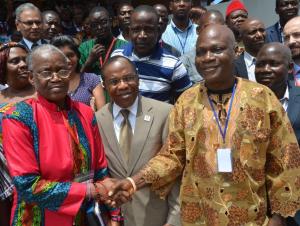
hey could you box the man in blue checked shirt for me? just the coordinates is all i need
[162,0,198,55]
[111,5,192,104]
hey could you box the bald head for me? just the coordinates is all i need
[256,42,292,95]
[240,18,265,35]
[42,10,60,20]
[197,24,235,49]
[89,6,109,18]
[131,5,159,23]
[102,56,137,80]
[258,42,292,63]
[284,15,300,29]
[196,24,236,90]
[153,4,167,11]
[198,10,224,32]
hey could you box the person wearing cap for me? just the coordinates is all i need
[225,0,248,56]
[266,0,299,43]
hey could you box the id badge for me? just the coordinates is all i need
[217,148,233,173]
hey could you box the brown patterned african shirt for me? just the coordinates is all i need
[142,78,300,226]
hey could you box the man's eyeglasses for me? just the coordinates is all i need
[35,70,70,80]
[106,75,137,86]
[18,20,42,27]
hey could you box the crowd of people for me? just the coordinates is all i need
[1,0,300,225]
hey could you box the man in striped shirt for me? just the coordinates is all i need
[111,5,192,103]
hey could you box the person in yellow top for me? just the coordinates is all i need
[107,24,300,226]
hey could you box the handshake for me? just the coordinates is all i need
[87,177,137,207]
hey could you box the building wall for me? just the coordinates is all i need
[130,0,279,27]
[207,0,278,27]
[119,0,300,28]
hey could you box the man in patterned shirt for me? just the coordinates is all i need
[108,24,300,225]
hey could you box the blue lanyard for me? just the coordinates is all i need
[174,27,189,54]
[208,83,237,144]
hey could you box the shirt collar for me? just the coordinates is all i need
[23,38,41,49]
[277,21,282,31]
[123,42,162,60]
[279,86,290,103]
[112,96,139,120]
[280,86,289,101]
[170,19,193,32]
[244,51,256,67]
[117,32,126,41]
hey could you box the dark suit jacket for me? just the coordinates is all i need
[287,76,300,144]
[19,38,47,51]
[266,22,282,43]
[234,53,249,79]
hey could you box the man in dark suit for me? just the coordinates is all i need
[266,0,299,43]
[96,56,181,226]
[255,43,300,140]
[284,15,300,226]
[15,3,46,51]
[234,18,266,81]
[256,42,300,226]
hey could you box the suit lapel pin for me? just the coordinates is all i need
[144,115,151,122]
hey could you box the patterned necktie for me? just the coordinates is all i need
[31,42,38,50]
[119,109,132,162]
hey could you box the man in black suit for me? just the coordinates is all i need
[256,42,300,144]
[234,18,266,81]
[256,42,300,226]
[266,0,299,43]
[15,3,47,51]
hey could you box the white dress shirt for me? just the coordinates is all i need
[244,51,256,82]
[280,87,289,112]
[117,32,126,41]
[23,38,42,50]
[112,97,138,142]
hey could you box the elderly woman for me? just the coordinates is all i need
[51,35,105,111]
[0,42,35,226]
[2,45,122,226]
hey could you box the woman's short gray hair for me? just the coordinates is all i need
[27,44,68,71]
